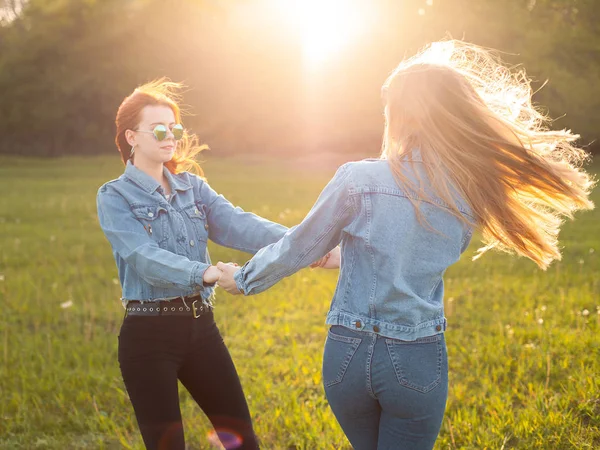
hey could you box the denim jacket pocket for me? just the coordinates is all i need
[323,328,362,388]
[131,205,168,245]
[183,203,209,242]
[385,334,443,393]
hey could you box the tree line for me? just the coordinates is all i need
[0,0,598,157]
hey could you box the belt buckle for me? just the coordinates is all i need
[192,299,204,319]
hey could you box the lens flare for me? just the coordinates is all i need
[207,429,243,449]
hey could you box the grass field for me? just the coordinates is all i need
[0,155,598,449]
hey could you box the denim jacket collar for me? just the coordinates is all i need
[397,148,423,162]
[124,160,192,194]
[379,148,423,165]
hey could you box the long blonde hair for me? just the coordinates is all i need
[381,40,595,269]
[115,78,207,175]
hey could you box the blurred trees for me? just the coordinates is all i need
[0,0,598,157]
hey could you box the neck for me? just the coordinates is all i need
[133,157,164,185]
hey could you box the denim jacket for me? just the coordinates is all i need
[97,160,287,306]
[235,156,474,340]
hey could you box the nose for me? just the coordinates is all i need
[164,128,176,141]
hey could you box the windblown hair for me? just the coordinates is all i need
[381,40,595,269]
[115,78,207,175]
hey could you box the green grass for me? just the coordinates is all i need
[0,155,598,449]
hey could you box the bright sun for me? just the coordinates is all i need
[277,0,365,67]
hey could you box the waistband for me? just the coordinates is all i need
[126,295,213,318]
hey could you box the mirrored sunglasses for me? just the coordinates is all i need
[134,124,184,141]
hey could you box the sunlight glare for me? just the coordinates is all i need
[278,0,365,67]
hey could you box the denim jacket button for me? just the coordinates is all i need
[355,320,362,328]
[373,325,380,333]
[147,212,154,218]
[204,223,209,230]
[190,240,195,247]
[435,325,442,332]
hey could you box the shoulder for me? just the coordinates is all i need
[175,170,208,189]
[329,159,389,185]
[340,158,392,183]
[97,175,126,198]
[173,171,218,205]
[343,158,386,171]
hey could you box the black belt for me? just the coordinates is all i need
[125,295,212,318]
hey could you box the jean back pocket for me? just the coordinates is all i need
[385,334,444,393]
[323,327,362,388]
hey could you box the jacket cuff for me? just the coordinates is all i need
[191,262,211,291]
[233,267,247,295]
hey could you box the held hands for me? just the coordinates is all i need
[202,263,240,293]
[204,248,341,296]
[215,261,242,295]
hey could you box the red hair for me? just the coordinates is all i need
[115,78,206,174]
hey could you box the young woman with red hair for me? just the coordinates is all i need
[97,79,287,449]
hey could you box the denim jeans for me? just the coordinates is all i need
[118,311,259,450]
[323,325,448,450]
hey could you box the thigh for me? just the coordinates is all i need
[118,316,187,450]
[178,314,259,450]
[323,326,381,450]
[375,334,448,450]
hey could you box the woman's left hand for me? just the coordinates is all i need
[203,265,223,285]
[310,246,341,269]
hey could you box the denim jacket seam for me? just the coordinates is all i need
[340,244,354,309]
[329,312,445,330]
[358,187,473,219]
[98,189,124,202]
[461,228,473,250]
[427,276,443,303]
[363,193,377,315]
[122,174,156,194]
[338,169,358,311]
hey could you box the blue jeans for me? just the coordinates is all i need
[323,325,448,450]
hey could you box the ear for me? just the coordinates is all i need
[125,129,136,147]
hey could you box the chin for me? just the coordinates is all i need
[158,152,175,163]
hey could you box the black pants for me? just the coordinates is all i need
[118,310,259,450]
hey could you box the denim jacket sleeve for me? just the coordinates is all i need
[234,163,355,295]
[194,177,288,254]
[97,188,209,291]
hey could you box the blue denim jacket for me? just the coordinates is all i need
[235,156,474,340]
[97,161,287,306]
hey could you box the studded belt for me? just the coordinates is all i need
[125,295,212,318]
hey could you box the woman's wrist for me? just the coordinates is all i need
[202,265,222,285]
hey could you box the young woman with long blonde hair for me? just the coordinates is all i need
[217,40,595,449]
